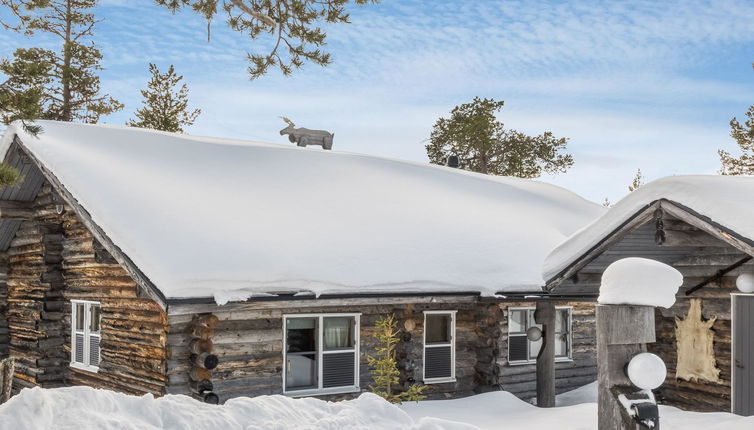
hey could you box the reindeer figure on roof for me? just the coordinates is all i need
[279,117,334,150]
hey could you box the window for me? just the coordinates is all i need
[71,300,101,372]
[283,314,360,396]
[423,311,456,383]
[507,307,571,364]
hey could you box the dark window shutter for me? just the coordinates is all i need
[322,352,355,388]
[424,346,452,379]
[75,333,85,363]
[89,336,100,366]
[509,335,528,362]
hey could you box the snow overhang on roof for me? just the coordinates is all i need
[1,121,603,304]
[543,175,754,287]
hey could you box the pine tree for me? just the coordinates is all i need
[367,314,426,404]
[155,0,377,80]
[426,97,573,178]
[628,168,643,192]
[602,197,611,208]
[127,64,201,133]
[719,66,754,175]
[0,0,123,123]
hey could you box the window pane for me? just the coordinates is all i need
[426,314,451,344]
[508,310,526,334]
[323,317,354,350]
[286,353,317,390]
[529,338,542,359]
[286,317,318,390]
[90,305,101,333]
[555,309,568,333]
[555,333,568,358]
[286,318,317,353]
[75,303,85,331]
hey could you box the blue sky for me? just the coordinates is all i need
[2,0,754,203]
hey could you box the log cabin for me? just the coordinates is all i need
[543,176,754,416]
[0,120,603,404]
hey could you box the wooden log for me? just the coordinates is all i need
[535,301,555,408]
[189,379,213,394]
[0,201,34,220]
[189,338,213,355]
[0,358,13,404]
[191,352,219,370]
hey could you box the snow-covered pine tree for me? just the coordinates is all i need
[628,168,643,192]
[367,314,426,404]
[127,64,201,133]
[0,0,123,123]
[719,67,754,175]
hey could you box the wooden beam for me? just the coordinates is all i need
[662,229,728,248]
[662,200,754,257]
[535,301,555,408]
[0,200,33,220]
[546,202,660,291]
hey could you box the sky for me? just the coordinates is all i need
[1,0,754,204]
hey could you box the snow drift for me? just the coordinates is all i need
[1,121,603,302]
[544,175,754,283]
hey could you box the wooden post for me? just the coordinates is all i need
[597,305,656,430]
[0,358,14,405]
[535,301,556,408]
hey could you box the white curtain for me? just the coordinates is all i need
[324,317,352,349]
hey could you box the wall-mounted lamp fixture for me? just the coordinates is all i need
[736,273,754,294]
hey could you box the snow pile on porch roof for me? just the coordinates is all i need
[2,121,603,302]
[544,175,754,283]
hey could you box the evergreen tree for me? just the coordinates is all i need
[426,97,573,178]
[127,64,200,133]
[628,168,643,192]
[719,66,754,175]
[155,0,376,80]
[0,0,123,123]
[602,197,611,208]
[367,315,426,404]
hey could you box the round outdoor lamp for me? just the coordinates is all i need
[526,326,542,342]
[626,353,666,390]
[736,273,754,294]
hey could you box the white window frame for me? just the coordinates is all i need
[70,300,101,373]
[282,313,361,397]
[422,310,457,384]
[507,306,572,366]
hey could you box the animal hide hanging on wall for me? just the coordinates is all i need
[675,298,723,384]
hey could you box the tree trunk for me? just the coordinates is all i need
[61,0,73,122]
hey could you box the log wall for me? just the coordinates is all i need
[497,301,597,400]
[0,255,7,359]
[166,298,598,403]
[648,249,753,412]
[5,182,168,395]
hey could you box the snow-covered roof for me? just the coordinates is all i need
[2,121,602,303]
[544,175,754,283]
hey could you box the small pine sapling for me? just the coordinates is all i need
[367,314,426,403]
[0,163,22,188]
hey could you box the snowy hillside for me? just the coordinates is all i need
[2,121,603,302]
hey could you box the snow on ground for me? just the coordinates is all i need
[2,121,603,302]
[598,258,683,308]
[2,385,753,430]
[544,175,754,283]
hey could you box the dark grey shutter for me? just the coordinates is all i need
[424,346,452,379]
[322,352,355,388]
[89,335,100,366]
[75,333,85,363]
[509,335,528,362]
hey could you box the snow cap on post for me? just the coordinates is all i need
[598,257,683,308]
